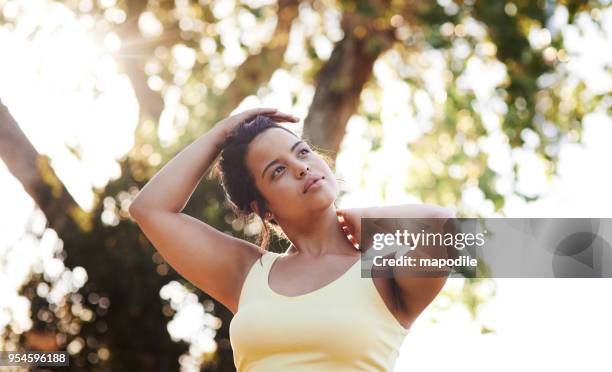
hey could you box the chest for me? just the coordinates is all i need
[267,260,406,328]
[229,293,398,363]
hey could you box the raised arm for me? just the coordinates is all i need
[128,108,298,314]
[337,204,455,325]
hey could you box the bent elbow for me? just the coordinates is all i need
[128,201,146,221]
[427,205,455,220]
[439,208,456,219]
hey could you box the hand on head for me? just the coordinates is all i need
[216,108,299,138]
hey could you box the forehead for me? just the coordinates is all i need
[245,128,300,169]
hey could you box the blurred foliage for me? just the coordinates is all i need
[0,0,609,370]
[397,0,608,211]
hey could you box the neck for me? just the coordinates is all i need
[276,206,355,258]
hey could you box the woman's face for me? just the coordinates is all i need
[245,128,338,222]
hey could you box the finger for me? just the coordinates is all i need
[266,114,295,120]
[267,114,300,122]
[267,110,297,117]
[278,112,299,118]
[238,108,277,120]
[346,233,359,246]
[241,108,277,119]
[268,117,300,124]
[254,107,278,113]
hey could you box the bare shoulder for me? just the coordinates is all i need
[235,242,267,278]
[225,240,267,312]
[129,207,269,314]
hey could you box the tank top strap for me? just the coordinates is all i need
[261,250,283,272]
[237,251,282,310]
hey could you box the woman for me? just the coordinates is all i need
[129,108,453,371]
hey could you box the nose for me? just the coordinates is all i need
[293,160,310,178]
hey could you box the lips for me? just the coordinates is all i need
[303,176,324,193]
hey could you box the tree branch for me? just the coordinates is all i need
[114,0,169,123]
[302,11,397,158]
[216,0,302,118]
[0,98,84,234]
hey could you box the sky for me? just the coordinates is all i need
[1,0,611,370]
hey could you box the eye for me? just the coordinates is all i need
[299,148,310,156]
[272,165,285,178]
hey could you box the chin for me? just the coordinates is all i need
[307,191,337,210]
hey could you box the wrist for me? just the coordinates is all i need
[359,207,376,219]
[209,123,230,148]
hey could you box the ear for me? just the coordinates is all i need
[250,200,260,216]
[250,200,267,216]
[251,200,274,220]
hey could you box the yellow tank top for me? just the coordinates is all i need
[229,251,409,371]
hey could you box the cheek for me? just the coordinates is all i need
[260,178,297,203]
[252,178,275,204]
[327,176,340,197]
[316,161,337,186]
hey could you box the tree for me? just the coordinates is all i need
[0,0,607,370]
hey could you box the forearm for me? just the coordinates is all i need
[130,124,227,216]
[362,203,455,259]
[362,204,454,219]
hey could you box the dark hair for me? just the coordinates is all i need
[214,115,299,250]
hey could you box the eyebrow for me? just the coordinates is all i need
[261,140,305,179]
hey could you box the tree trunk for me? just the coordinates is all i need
[0,99,84,234]
[303,11,397,158]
